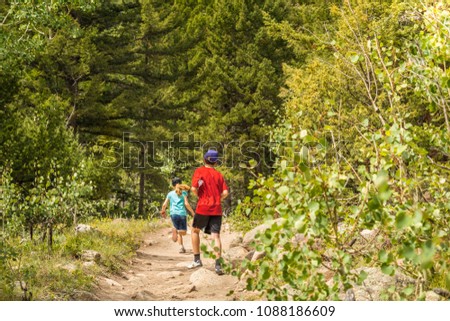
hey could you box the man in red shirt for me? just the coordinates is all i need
[188,150,229,275]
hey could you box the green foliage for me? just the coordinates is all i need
[232,0,450,300]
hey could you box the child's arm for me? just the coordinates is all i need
[160,198,169,218]
[190,186,198,197]
[184,196,195,217]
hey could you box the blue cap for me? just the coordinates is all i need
[204,150,219,163]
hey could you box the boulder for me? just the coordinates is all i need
[81,250,101,262]
[75,224,93,233]
[341,267,416,301]
[189,268,222,287]
[229,236,243,249]
[224,246,249,268]
[242,218,284,250]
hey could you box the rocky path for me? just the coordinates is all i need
[94,222,242,301]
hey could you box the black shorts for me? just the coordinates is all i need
[192,214,222,234]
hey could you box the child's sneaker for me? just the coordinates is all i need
[171,228,177,242]
[179,247,186,254]
[215,265,224,275]
[187,261,202,269]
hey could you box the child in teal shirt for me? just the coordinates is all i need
[161,177,195,253]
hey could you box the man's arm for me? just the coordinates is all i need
[220,175,229,201]
[191,168,202,198]
[220,189,229,201]
[160,198,169,218]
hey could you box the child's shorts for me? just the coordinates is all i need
[170,214,187,231]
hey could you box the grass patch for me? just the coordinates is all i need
[0,218,161,300]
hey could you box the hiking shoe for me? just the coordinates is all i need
[171,228,177,242]
[215,265,224,275]
[179,247,186,254]
[187,261,202,269]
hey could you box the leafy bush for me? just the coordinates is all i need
[233,1,450,300]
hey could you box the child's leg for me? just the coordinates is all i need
[177,230,187,246]
[178,230,186,253]
[171,227,178,242]
[178,216,187,248]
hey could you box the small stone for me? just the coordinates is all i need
[245,251,255,261]
[75,224,93,233]
[132,290,156,300]
[83,261,95,268]
[105,278,122,287]
[14,281,27,291]
[291,233,307,246]
[81,250,101,262]
[345,289,356,301]
[229,236,243,249]
[251,251,266,261]
[360,229,377,239]
[157,271,183,280]
[61,263,77,272]
[426,291,441,301]
[72,290,100,301]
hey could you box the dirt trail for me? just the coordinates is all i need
[94,222,241,301]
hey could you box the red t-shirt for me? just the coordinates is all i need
[191,166,228,215]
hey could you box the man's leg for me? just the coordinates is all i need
[210,216,224,275]
[191,227,200,255]
[211,232,222,259]
[188,213,206,268]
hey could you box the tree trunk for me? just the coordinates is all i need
[138,145,145,218]
[47,223,53,253]
[73,207,77,234]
